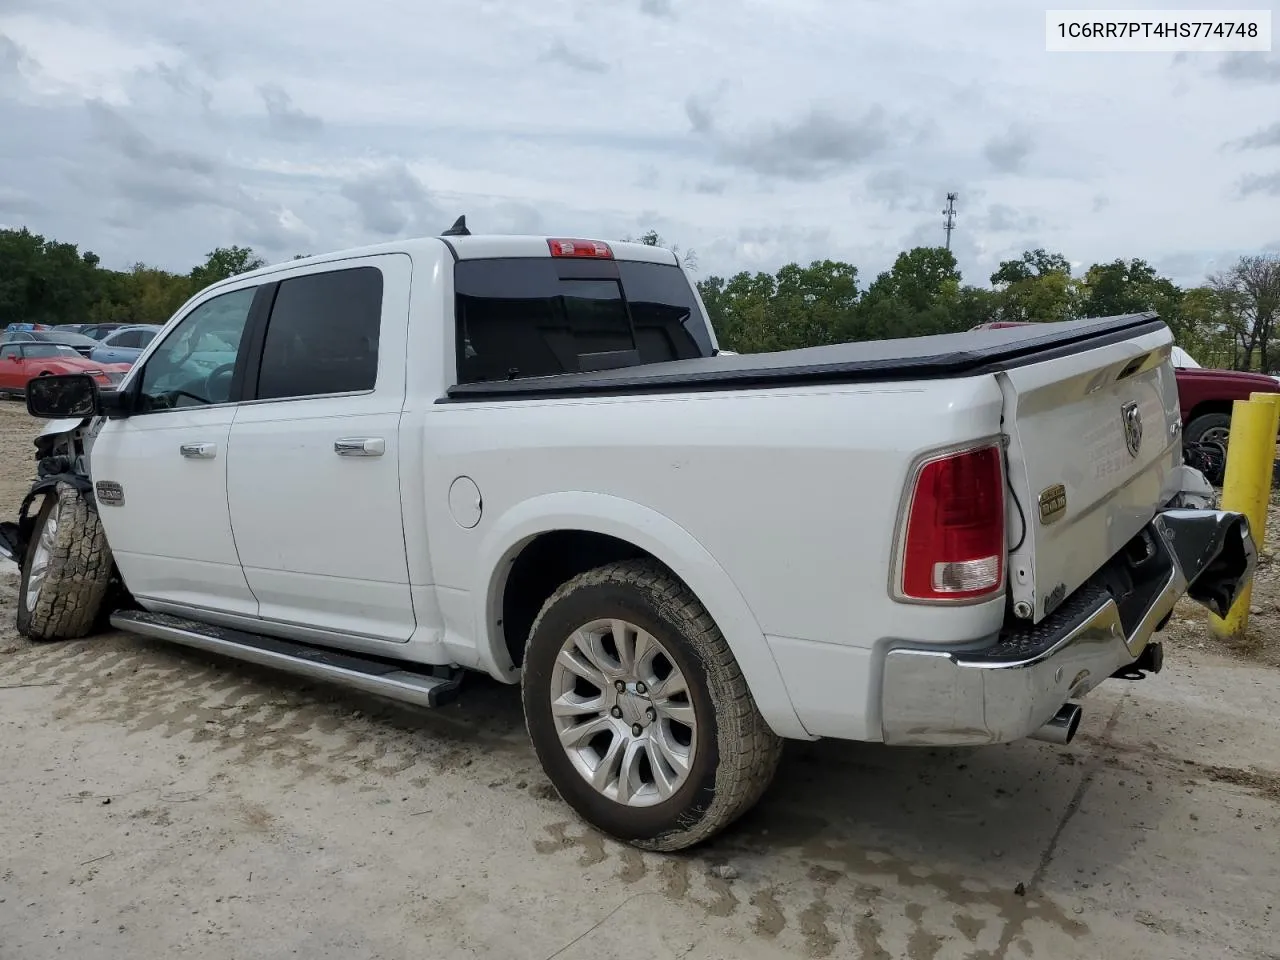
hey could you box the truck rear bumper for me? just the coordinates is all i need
[880,507,1256,747]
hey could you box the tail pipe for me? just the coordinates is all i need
[1029,703,1082,745]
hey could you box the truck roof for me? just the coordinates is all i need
[200,234,680,296]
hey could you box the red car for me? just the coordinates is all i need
[0,342,130,399]
[1167,346,1280,447]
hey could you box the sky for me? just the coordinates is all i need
[1,0,1279,290]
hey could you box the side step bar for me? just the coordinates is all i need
[110,610,463,708]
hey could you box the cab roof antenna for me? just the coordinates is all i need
[441,215,470,237]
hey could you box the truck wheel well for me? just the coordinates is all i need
[501,531,654,668]
[1186,400,1233,423]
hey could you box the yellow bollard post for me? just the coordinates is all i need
[1250,391,1280,439]
[1209,398,1279,639]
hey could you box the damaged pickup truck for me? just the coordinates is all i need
[0,231,1256,851]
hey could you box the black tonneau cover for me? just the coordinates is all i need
[444,312,1165,401]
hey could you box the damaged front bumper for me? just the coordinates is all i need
[879,506,1256,747]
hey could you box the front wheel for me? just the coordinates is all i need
[16,483,113,641]
[521,559,783,852]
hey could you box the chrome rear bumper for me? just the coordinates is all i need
[880,508,1255,747]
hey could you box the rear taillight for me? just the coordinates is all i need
[897,443,1005,602]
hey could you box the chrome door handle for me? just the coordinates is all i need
[180,442,217,459]
[334,437,385,457]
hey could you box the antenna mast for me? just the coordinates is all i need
[942,192,957,250]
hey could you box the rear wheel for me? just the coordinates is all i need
[16,483,113,641]
[1185,411,1232,448]
[521,559,783,852]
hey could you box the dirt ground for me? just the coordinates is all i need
[1,403,1278,960]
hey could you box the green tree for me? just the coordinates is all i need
[0,227,105,327]
[1209,254,1280,371]
[1077,258,1182,324]
[990,249,1072,285]
[697,260,860,353]
[990,248,1079,323]
[853,247,967,340]
[1178,286,1236,368]
[189,245,265,291]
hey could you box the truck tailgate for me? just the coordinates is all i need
[998,325,1182,622]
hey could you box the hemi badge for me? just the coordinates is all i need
[1038,483,1067,526]
[95,481,124,507]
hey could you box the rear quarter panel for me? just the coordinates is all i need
[418,378,1009,739]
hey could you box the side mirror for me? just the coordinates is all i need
[25,373,99,419]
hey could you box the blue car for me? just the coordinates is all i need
[88,324,164,365]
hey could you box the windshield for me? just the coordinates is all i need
[1171,346,1201,368]
[453,258,714,383]
[24,344,81,359]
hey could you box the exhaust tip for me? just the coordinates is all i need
[1029,703,1082,745]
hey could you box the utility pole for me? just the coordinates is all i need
[942,192,957,250]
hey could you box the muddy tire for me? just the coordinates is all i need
[521,559,783,852]
[16,483,113,641]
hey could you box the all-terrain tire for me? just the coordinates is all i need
[16,482,113,641]
[521,559,784,852]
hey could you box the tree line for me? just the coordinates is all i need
[3,224,1278,372]
[0,227,267,331]
[689,241,1280,371]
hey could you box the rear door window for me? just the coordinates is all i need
[255,266,383,401]
[110,330,144,348]
[454,258,713,383]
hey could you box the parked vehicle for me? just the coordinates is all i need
[0,329,104,358]
[89,324,163,365]
[1167,344,1280,447]
[1,235,1255,851]
[77,323,133,341]
[0,342,129,399]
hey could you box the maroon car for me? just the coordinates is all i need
[1168,347,1280,447]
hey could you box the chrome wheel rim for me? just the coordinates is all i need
[1200,426,1230,448]
[549,619,698,807]
[25,510,57,613]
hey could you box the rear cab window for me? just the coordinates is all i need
[454,258,714,383]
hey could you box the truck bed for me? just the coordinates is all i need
[445,312,1165,400]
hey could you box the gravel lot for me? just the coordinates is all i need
[1,402,1278,960]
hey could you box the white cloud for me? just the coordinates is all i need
[0,0,1277,288]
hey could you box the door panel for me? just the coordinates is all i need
[90,410,257,614]
[89,283,263,614]
[0,347,25,391]
[226,404,413,639]
[226,254,416,642]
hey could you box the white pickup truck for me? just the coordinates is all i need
[1,231,1256,851]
